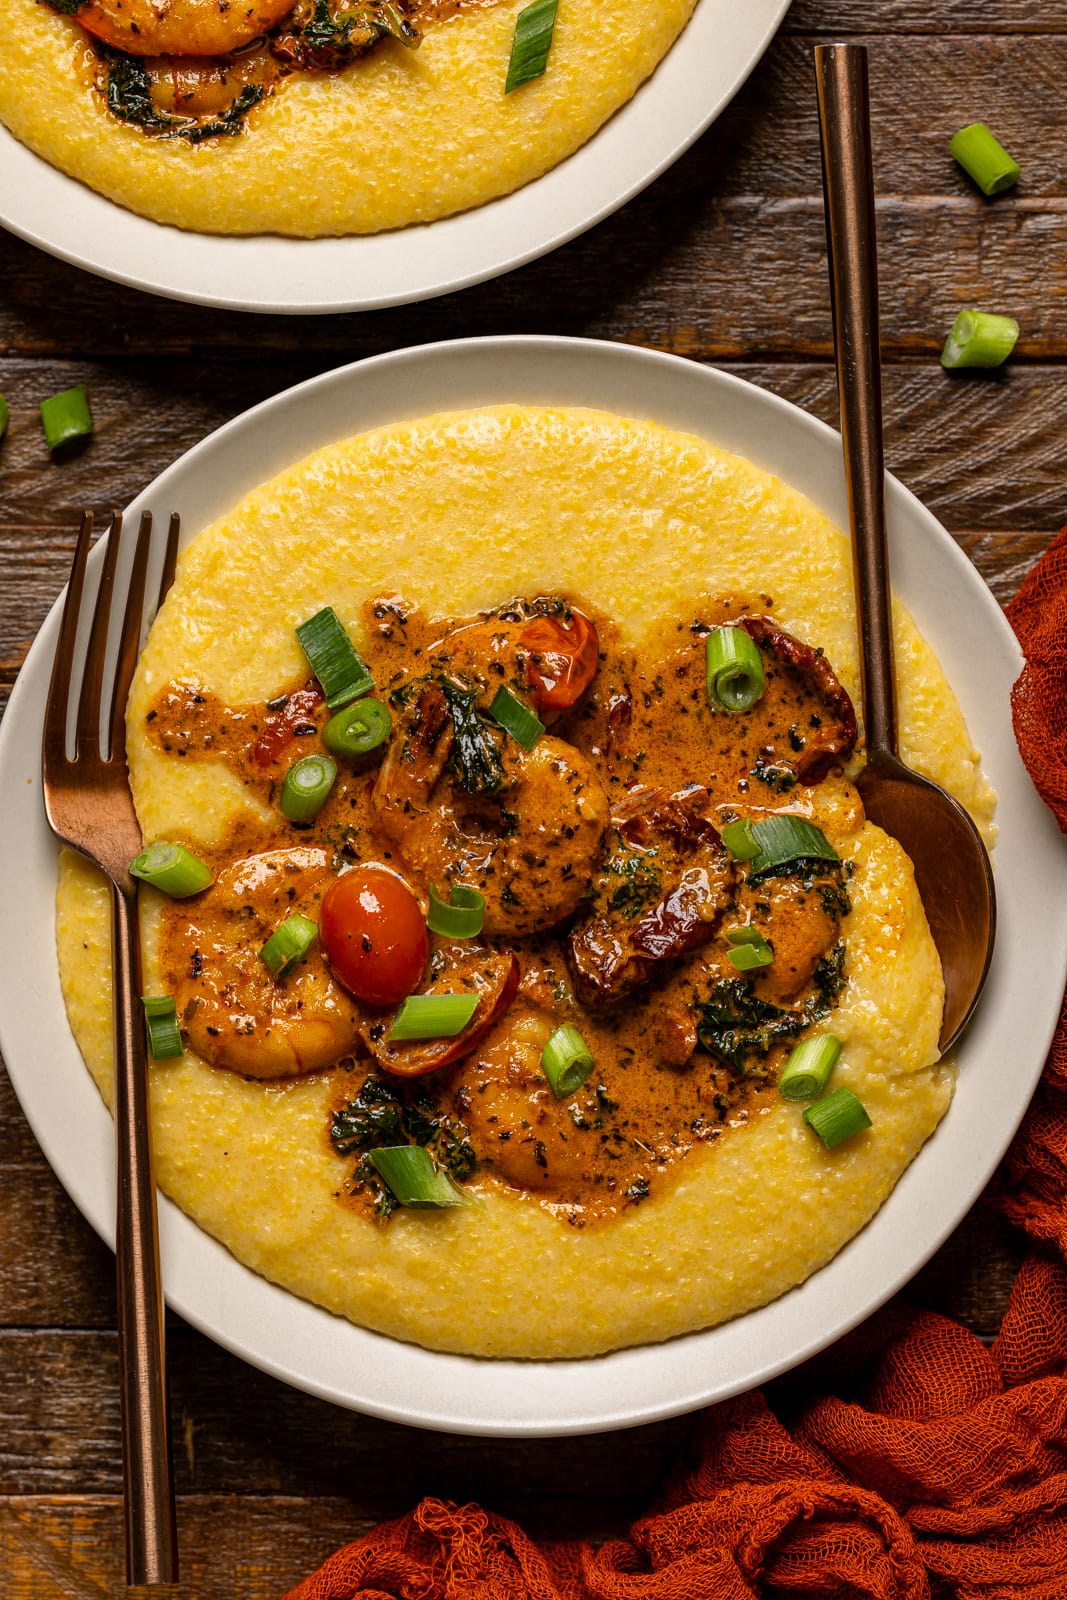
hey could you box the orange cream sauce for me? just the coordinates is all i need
[148,595,854,1227]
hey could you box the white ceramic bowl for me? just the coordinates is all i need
[0,0,789,313]
[2,336,1063,1435]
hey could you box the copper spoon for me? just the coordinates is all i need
[815,42,995,1051]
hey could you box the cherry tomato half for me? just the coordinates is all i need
[520,610,599,713]
[320,867,428,1006]
[362,952,520,1078]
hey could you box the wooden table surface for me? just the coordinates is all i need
[2,1,1063,1593]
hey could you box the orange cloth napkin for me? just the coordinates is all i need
[286,529,1067,1600]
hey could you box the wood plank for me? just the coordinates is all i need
[0,1328,694,1506]
[3,1493,658,1597]
[1,178,1065,363]
[1,357,1065,538]
[785,2,1067,32]
[0,1497,382,1600]
[0,1166,114,1329]
[0,1062,56,1165]
[715,34,1067,199]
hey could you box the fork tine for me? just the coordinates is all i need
[156,512,181,614]
[77,508,127,761]
[44,510,94,775]
[108,511,154,762]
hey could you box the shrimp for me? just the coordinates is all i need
[161,846,363,1080]
[373,680,609,939]
[138,45,281,119]
[72,0,296,58]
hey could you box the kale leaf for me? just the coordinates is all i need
[330,1075,476,1221]
[330,1076,404,1155]
[101,47,263,142]
[280,0,419,69]
[439,679,505,795]
[696,942,846,1074]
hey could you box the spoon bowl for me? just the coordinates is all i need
[816,42,997,1053]
[857,754,996,1049]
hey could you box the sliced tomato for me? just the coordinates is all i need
[520,610,599,712]
[320,866,428,1006]
[362,951,520,1078]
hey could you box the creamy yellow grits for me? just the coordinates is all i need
[55,406,995,1358]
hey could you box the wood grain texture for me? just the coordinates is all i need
[1,362,1064,537]
[0,1498,381,1600]
[784,2,1067,32]
[0,0,1060,1590]
[2,192,1065,362]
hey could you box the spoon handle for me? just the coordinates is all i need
[815,42,897,761]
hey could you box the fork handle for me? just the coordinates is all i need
[112,883,179,1585]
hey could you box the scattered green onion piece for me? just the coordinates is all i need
[745,815,839,878]
[706,626,766,713]
[504,0,558,93]
[940,310,1019,370]
[280,753,337,822]
[322,697,392,760]
[721,818,761,861]
[260,914,318,979]
[368,1146,477,1209]
[141,995,183,1060]
[40,385,93,451]
[0,394,9,440]
[541,1024,595,1098]
[489,685,545,751]
[778,1034,842,1102]
[725,926,774,972]
[427,884,485,939]
[949,122,1020,196]
[803,1086,871,1149]
[296,606,374,709]
[388,992,480,1042]
[130,840,213,898]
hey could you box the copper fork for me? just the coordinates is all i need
[43,508,181,1586]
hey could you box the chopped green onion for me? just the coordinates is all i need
[388,992,480,1042]
[130,840,213,898]
[368,1146,477,1209]
[280,753,337,822]
[803,1086,871,1149]
[322,697,392,760]
[950,122,1020,196]
[725,926,774,972]
[706,627,766,713]
[427,884,485,939]
[940,310,1019,370]
[721,818,761,861]
[490,685,544,751]
[141,995,183,1060]
[778,1034,842,1102]
[0,395,9,440]
[541,1024,594,1098]
[260,914,318,979]
[745,815,839,878]
[40,385,92,451]
[296,606,374,709]
[504,0,558,93]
